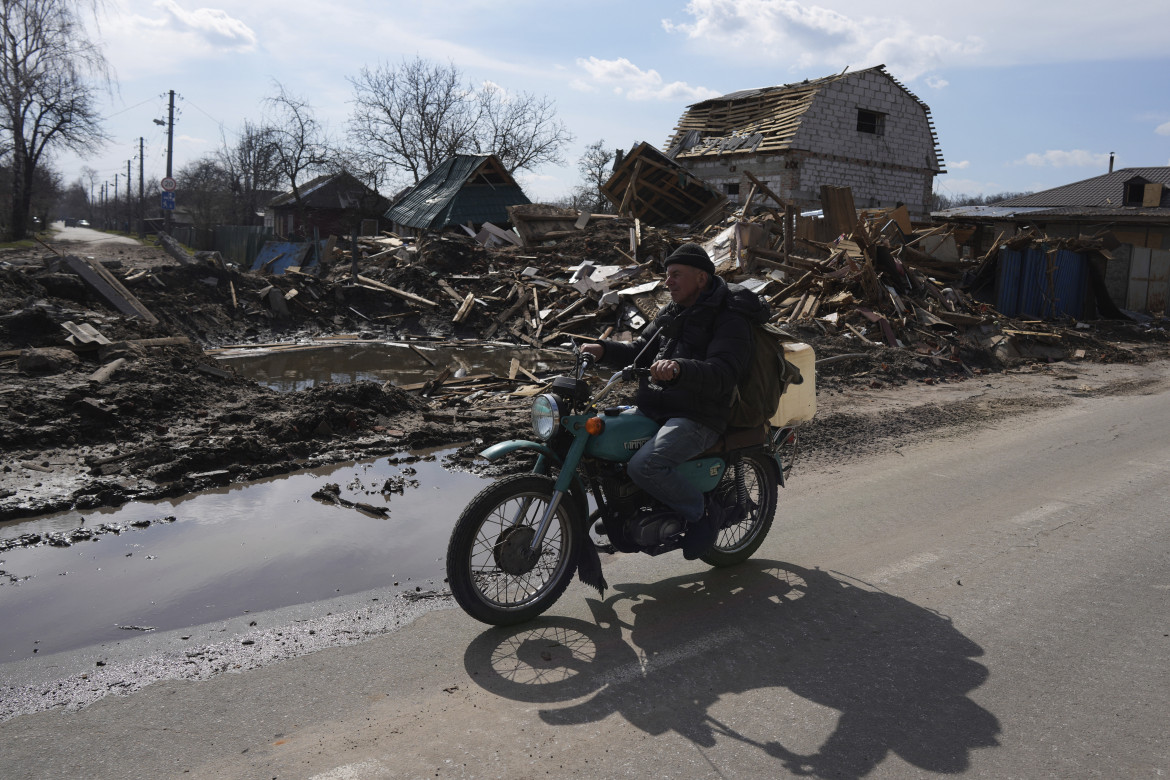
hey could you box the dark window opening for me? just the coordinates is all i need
[725,182,740,196]
[1124,178,1148,206]
[857,109,884,135]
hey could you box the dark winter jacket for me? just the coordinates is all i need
[599,276,770,433]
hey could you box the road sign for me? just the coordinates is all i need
[160,177,177,192]
[160,192,175,210]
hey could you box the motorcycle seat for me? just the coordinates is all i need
[701,425,768,456]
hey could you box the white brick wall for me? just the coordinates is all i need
[674,70,941,217]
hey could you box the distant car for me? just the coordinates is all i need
[77,219,90,227]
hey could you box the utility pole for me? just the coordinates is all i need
[138,138,145,237]
[165,89,175,234]
[126,160,132,232]
[113,173,119,231]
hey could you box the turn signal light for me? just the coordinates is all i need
[585,417,605,435]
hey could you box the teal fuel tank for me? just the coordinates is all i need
[573,410,726,492]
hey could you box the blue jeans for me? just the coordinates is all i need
[625,412,720,525]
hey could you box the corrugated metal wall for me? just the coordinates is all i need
[997,246,1087,319]
[214,225,274,267]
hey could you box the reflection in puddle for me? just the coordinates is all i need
[217,341,571,392]
[0,448,489,661]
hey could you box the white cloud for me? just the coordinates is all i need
[1017,149,1110,168]
[154,0,257,50]
[575,57,720,101]
[951,160,970,169]
[925,75,949,89]
[661,0,983,80]
[1156,120,1170,136]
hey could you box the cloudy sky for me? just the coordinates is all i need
[62,0,1170,207]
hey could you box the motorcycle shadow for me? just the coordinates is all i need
[463,560,999,778]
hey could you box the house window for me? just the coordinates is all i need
[857,109,885,135]
[1124,178,1148,206]
[725,182,740,196]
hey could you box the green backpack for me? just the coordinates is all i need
[728,320,804,428]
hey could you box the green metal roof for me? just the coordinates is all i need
[385,154,530,230]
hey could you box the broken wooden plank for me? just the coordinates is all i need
[88,358,127,385]
[62,256,159,324]
[452,292,476,323]
[157,231,199,266]
[484,289,532,338]
[355,275,438,307]
[437,279,466,306]
[409,344,437,367]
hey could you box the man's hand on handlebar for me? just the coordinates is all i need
[650,359,681,382]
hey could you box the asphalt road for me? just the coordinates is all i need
[49,221,141,246]
[1,376,1168,778]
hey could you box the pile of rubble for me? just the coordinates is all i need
[2,189,1169,521]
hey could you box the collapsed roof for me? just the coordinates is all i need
[664,64,944,173]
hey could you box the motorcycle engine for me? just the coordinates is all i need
[628,507,685,547]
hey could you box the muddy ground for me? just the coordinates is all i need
[2,234,1170,532]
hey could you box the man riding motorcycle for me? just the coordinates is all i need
[582,243,770,559]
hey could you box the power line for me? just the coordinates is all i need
[100,95,162,121]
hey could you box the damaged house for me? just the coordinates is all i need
[664,65,945,219]
[385,154,530,237]
[937,167,1170,316]
[265,170,389,240]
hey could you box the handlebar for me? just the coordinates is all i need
[585,364,648,408]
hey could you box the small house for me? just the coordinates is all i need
[266,170,388,239]
[664,65,945,219]
[385,154,529,236]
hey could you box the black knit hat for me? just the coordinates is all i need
[664,243,715,276]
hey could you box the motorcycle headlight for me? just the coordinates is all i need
[531,394,562,441]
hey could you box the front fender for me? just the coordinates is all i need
[478,439,588,520]
[479,439,562,472]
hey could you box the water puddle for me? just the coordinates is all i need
[216,341,569,391]
[0,447,490,662]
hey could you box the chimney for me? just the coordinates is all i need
[1109,152,1115,173]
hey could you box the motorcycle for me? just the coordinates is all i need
[445,349,800,626]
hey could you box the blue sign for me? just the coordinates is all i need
[160,192,175,210]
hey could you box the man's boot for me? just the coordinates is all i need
[682,502,721,560]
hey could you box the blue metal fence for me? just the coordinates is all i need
[997,246,1087,319]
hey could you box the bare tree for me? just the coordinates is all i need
[575,139,615,213]
[0,0,108,240]
[176,156,231,229]
[56,178,88,220]
[79,165,98,218]
[347,58,473,187]
[218,120,281,224]
[347,57,572,186]
[263,81,332,229]
[931,190,1033,211]
[472,83,572,173]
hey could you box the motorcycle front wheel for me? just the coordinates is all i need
[446,474,581,625]
[702,451,779,567]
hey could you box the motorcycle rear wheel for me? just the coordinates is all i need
[447,474,581,625]
[701,451,779,567]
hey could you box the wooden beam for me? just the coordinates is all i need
[354,275,438,307]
